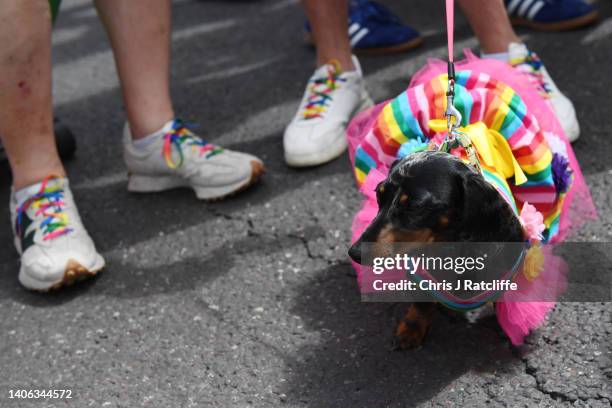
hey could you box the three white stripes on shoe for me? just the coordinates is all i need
[507,0,546,20]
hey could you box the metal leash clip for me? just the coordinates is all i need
[445,62,460,135]
[439,61,482,174]
[439,61,461,152]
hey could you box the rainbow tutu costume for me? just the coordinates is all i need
[347,52,596,345]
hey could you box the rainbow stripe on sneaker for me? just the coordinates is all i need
[162,119,224,169]
[16,176,73,249]
[301,61,347,120]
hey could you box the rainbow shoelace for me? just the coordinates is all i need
[510,51,552,98]
[16,176,73,242]
[301,60,347,120]
[162,119,224,169]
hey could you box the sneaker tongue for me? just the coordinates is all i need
[508,42,529,62]
[161,120,176,134]
[42,176,68,191]
[313,62,339,78]
[14,177,68,207]
[49,175,67,182]
[312,61,360,82]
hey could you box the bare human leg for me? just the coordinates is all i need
[94,0,175,140]
[0,0,64,190]
[302,0,355,70]
[458,0,521,53]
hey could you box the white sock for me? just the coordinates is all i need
[132,120,175,150]
[13,177,68,207]
[480,51,510,62]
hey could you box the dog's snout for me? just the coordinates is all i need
[348,243,362,264]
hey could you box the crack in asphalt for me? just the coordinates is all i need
[522,357,569,404]
[208,205,337,264]
[287,232,329,263]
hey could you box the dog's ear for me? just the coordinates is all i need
[389,159,401,174]
[458,171,524,242]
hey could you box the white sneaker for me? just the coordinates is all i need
[123,120,265,201]
[284,55,374,167]
[10,177,105,291]
[508,42,580,142]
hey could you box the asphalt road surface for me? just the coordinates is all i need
[0,0,611,407]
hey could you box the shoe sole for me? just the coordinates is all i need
[511,10,599,31]
[285,97,375,168]
[304,34,423,55]
[19,255,105,292]
[127,161,265,201]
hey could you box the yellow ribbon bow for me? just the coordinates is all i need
[429,120,527,186]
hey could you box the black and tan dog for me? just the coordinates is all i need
[348,151,525,349]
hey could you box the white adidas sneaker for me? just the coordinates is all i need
[123,120,265,201]
[284,55,374,167]
[10,177,105,291]
[508,42,580,142]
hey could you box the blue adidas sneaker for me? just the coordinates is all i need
[505,0,599,31]
[305,0,422,54]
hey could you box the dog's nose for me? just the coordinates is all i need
[348,243,362,264]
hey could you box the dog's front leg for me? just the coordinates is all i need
[394,302,437,349]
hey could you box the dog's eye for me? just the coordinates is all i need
[375,182,399,205]
[399,193,409,204]
[375,184,386,203]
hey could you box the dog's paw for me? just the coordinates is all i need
[394,319,429,349]
[393,303,433,350]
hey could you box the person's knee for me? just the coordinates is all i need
[0,0,52,64]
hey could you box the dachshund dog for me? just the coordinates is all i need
[348,150,525,349]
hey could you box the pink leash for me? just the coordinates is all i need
[439,0,482,173]
[443,0,459,140]
[446,0,454,63]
